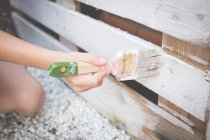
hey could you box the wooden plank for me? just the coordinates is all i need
[161,33,210,132]
[96,11,162,46]
[158,97,207,134]
[11,14,69,52]
[162,34,210,70]
[56,0,79,52]
[11,13,204,139]
[95,10,210,70]
[10,0,210,121]
[59,36,79,52]
[75,0,210,47]
[81,77,205,140]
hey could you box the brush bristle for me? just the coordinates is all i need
[111,49,163,81]
[135,49,163,77]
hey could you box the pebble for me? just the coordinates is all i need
[0,68,131,140]
[29,127,35,133]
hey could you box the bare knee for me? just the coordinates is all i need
[16,83,45,116]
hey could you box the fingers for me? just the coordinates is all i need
[66,68,111,92]
[63,52,110,92]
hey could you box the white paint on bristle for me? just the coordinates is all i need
[111,49,162,81]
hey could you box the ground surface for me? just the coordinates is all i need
[0,68,130,140]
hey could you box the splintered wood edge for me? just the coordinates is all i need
[12,13,205,139]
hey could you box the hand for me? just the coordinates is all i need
[64,52,111,92]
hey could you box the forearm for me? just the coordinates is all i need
[0,31,65,70]
[0,32,111,92]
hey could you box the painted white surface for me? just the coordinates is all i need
[10,0,210,121]
[12,13,204,139]
[12,13,70,52]
[76,0,210,47]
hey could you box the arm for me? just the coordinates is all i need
[0,31,69,70]
[0,31,111,91]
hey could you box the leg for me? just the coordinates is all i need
[0,61,45,116]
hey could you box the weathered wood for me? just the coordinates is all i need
[56,0,75,10]
[12,13,69,52]
[158,97,207,134]
[12,13,204,139]
[162,34,210,70]
[10,0,210,121]
[81,77,205,140]
[207,121,210,140]
[161,34,210,133]
[56,0,79,52]
[96,11,162,46]
[76,0,210,47]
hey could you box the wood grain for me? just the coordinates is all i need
[76,0,210,47]
[158,97,207,134]
[207,121,210,140]
[56,0,79,52]
[162,34,210,70]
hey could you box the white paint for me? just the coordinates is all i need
[11,13,70,52]
[76,0,210,47]
[56,0,79,52]
[10,0,210,121]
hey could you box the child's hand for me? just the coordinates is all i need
[64,52,111,92]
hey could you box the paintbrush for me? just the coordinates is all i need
[48,49,163,81]
[108,49,163,81]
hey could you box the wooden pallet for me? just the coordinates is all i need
[10,0,210,139]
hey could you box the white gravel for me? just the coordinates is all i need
[0,68,131,140]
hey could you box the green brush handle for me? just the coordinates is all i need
[48,62,78,77]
